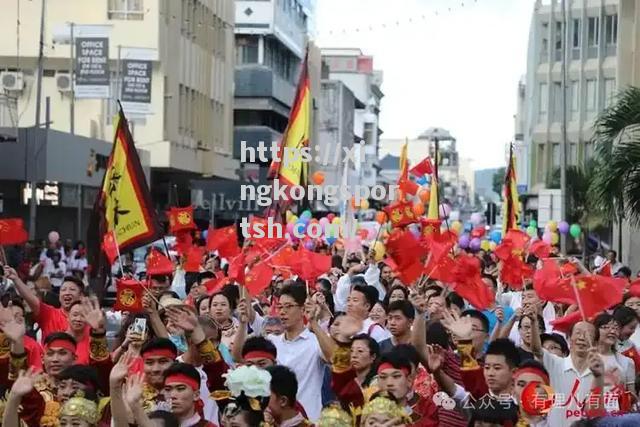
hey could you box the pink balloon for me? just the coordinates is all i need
[48,230,60,244]
[542,232,553,244]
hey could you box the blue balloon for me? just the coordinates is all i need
[201,229,208,240]
[464,222,473,232]
[326,236,337,245]
[416,176,428,185]
[490,230,502,243]
[301,210,312,219]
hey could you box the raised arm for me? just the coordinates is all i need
[497,307,522,339]
[529,306,543,359]
[3,267,40,317]
[409,291,428,364]
[3,368,39,427]
[125,373,156,427]
[109,351,135,427]
[143,292,169,339]
[232,298,250,364]
[307,298,337,361]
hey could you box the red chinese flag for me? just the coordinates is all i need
[228,254,246,285]
[551,311,582,334]
[533,260,575,305]
[622,346,640,372]
[146,248,174,275]
[597,262,612,277]
[203,277,231,295]
[174,230,193,255]
[528,240,552,259]
[499,257,534,290]
[386,230,427,286]
[269,246,296,269]
[628,279,640,298]
[292,247,332,282]
[114,279,144,312]
[409,157,433,177]
[398,176,419,196]
[168,206,196,234]
[423,233,456,283]
[573,275,626,318]
[101,230,119,264]
[451,254,494,310]
[245,263,274,296]
[0,218,28,246]
[206,225,241,258]
[560,261,578,276]
[184,246,204,273]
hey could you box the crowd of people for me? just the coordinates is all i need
[0,229,639,427]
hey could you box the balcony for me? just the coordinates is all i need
[235,65,295,107]
[233,125,283,161]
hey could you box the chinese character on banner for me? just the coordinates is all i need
[168,206,196,234]
[384,200,418,228]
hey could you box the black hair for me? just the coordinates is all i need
[115,312,155,348]
[383,285,409,306]
[195,295,211,313]
[485,338,521,369]
[378,347,414,373]
[242,336,278,359]
[221,284,240,308]
[387,300,415,320]
[426,320,451,349]
[617,266,632,278]
[461,309,490,333]
[540,333,569,356]
[516,359,549,378]
[469,395,519,425]
[331,254,343,269]
[210,291,237,311]
[161,291,181,300]
[61,276,85,291]
[184,272,200,295]
[518,314,545,330]
[623,293,640,304]
[149,274,171,283]
[593,312,619,342]
[445,292,465,311]
[58,365,100,392]
[266,365,298,407]
[608,250,617,259]
[163,363,201,389]
[613,305,640,327]
[44,332,77,348]
[315,278,331,293]
[351,284,378,312]
[279,284,307,306]
[350,275,368,287]
[352,333,380,358]
[148,410,180,427]
[6,298,26,314]
[141,337,178,357]
[481,274,498,290]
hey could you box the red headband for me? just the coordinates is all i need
[142,348,177,360]
[514,367,550,385]
[165,374,199,391]
[243,351,276,361]
[377,362,410,376]
[45,339,76,353]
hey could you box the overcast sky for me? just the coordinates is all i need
[315,0,534,170]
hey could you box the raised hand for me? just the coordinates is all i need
[441,310,473,341]
[9,368,39,398]
[142,292,157,314]
[425,344,446,373]
[409,291,427,314]
[81,296,105,332]
[237,299,250,324]
[514,307,524,320]
[124,372,145,408]
[587,347,604,378]
[2,266,20,283]
[110,350,134,386]
[495,306,504,324]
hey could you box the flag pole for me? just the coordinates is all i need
[569,275,594,348]
[111,231,126,278]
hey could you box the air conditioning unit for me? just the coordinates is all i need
[0,72,24,91]
[55,72,72,93]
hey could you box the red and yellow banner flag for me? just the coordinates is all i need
[502,144,520,235]
[268,52,310,190]
[88,106,162,273]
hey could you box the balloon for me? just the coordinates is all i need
[464,222,473,232]
[558,221,570,235]
[413,202,425,216]
[357,229,368,240]
[312,171,325,185]
[375,211,387,224]
[201,229,208,240]
[327,213,336,221]
[295,220,307,233]
[570,223,582,238]
[490,230,502,243]
[418,189,430,203]
[289,215,298,224]
[489,241,497,251]
[304,240,315,250]
[526,226,537,237]
[285,210,293,222]
[319,217,330,229]
[48,231,60,244]
[470,213,483,226]
[373,241,385,261]
[416,176,428,185]
[366,227,377,240]
[458,234,471,249]
[301,210,312,220]
[332,217,341,225]
[360,199,369,210]
[551,232,559,245]
[481,240,491,251]
[451,221,462,234]
[286,222,295,238]
[547,220,558,232]
[408,224,421,238]
[542,232,552,244]
[529,219,537,228]
[439,204,451,219]
[470,238,482,251]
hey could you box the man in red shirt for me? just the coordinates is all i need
[5,266,85,339]
[0,298,43,374]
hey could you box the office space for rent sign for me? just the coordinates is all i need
[121,59,152,114]
[75,37,110,98]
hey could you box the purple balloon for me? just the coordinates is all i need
[303,240,315,250]
[459,234,471,249]
[558,221,570,234]
[470,237,482,251]
[542,232,552,244]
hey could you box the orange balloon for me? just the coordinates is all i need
[351,197,357,209]
[418,189,430,203]
[413,202,425,216]
[375,211,388,224]
[312,171,325,185]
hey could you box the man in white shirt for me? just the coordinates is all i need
[347,280,391,343]
[499,285,556,345]
[42,252,66,289]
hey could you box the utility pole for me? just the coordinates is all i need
[29,0,46,240]
[69,22,75,135]
[560,0,568,254]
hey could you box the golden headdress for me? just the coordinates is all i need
[361,394,409,423]
[59,397,99,425]
[317,403,353,427]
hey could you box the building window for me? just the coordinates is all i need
[540,22,549,63]
[572,18,581,59]
[587,16,599,58]
[555,21,563,62]
[585,141,594,160]
[539,82,548,123]
[570,80,579,121]
[605,14,618,56]
[569,143,578,165]
[108,0,144,20]
[586,79,597,115]
[552,143,561,168]
[537,144,545,183]
[553,82,563,122]
[604,78,616,107]
[236,36,259,64]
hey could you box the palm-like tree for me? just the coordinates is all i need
[589,86,640,226]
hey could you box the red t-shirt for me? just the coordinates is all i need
[23,335,43,370]
[36,302,69,340]
[75,332,90,365]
